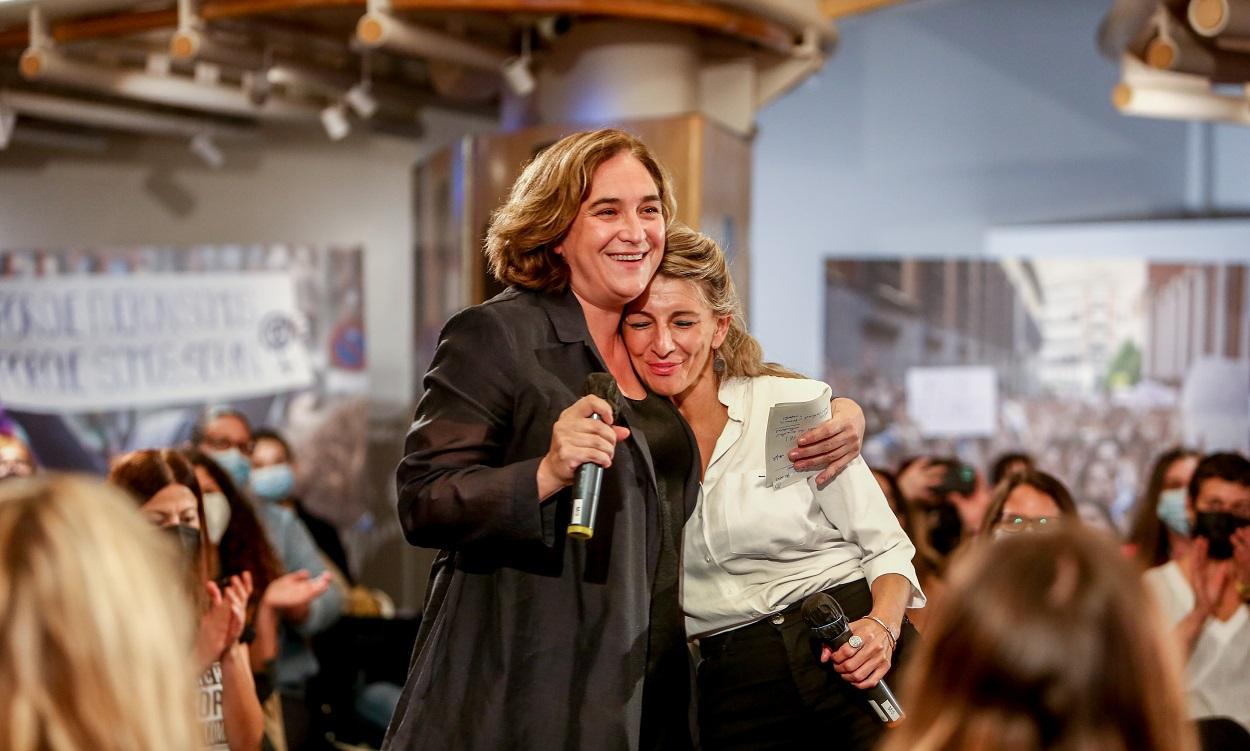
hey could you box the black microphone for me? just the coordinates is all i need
[801,592,905,726]
[567,372,623,540]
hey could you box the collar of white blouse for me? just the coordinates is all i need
[703,377,751,493]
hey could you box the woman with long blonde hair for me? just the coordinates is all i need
[880,525,1197,751]
[0,474,199,751]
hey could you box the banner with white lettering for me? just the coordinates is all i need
[0,272,313,412]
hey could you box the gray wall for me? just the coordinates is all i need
[750,0,1201,377]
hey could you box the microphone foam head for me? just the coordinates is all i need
[801,592,846,631]
[584,372,624,413]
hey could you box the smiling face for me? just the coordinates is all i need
[623,275,730,402]
[554,152,665,312]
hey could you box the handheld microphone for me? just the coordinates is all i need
[567,372,623,540]
[801,592,906,726]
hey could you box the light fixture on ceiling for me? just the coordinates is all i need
[20,48,319,124]
[1112,54,1250,123]
[0,101,16,150]
[189,131,224,168]
[1189,0,1250,41]
[242,69,271,106]
[355,9,533,95]
[501,28,535,98]
[0,88,253,140]
[345,52,378,119]
[320,102,350,140]
[345,81,378,119]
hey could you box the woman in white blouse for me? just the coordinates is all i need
[622,225,925,751]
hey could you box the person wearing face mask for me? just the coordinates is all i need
[1143,451,1250,736]
[251,429,352,585]
[193,408,258,490]
[189,448,334,751]
[1127,448,1201,570]
[190,409,345,669]
[109,448,265,751]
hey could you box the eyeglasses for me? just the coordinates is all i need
[201,434,254,454]
[996,514,1059,534]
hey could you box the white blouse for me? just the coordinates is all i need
[1144,560,1250,734]
[683,375,925,639]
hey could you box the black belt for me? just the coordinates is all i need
[699,577,871,656]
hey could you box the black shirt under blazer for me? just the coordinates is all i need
[383,286,699,751]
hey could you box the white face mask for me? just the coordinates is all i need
[202,491,232,545]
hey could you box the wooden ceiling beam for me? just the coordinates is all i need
[1,0,797,54]
[820,0,910,21]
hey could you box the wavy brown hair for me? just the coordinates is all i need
[485,128,676,292]
[107,448,210,593]
[881,526,1197,751]
[0,475,198,751]
[655,224,802,380]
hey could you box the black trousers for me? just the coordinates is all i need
[696,578,919,751]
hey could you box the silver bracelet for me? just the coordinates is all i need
[864,615,897,650]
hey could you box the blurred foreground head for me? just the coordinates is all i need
[881,525,1196,751]
[0,475,198,751]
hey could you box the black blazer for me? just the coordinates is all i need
[384,287,699,751]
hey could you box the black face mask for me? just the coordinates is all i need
[1193,511,1250,560]
[163,524,202,562]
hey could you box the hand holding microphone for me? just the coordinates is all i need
[802,592,905,726]
[535,374,628,537]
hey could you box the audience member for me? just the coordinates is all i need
[0,474,200,751]
[188,446,339,750]
[980,469,1078,538]
[989,451,1034,487]
[109,448,265,751]
[897,457,991,565]
[1128,448,1201,570]
[874,466,943,632]
[193,408,257,490]
[881,526,1198,751]
[1143,452,1250,737]
[188,447,333,751]
[251,428,353,584]
[0,432,36,480]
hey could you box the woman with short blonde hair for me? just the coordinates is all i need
[880,526,1197,751]
[0,475,199,751]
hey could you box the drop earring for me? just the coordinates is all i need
[712,349,726,375]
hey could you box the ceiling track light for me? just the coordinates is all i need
[355,11,533,95]
[0,101,16,150]
[1112,57,1250,124]
[1189,0,1250,41]
[320,101,350,140]
[501,27,535,98]
[345,81,378,119]
[0,88,253,140]
[189,131,224,168]
[19,48,320,125]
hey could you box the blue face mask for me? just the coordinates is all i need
[250,463,294,503]
[210,448,252,491]
[1156,488,1190,537]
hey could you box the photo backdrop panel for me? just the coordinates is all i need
[824,256,1249,529]
[0,244,371,527]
